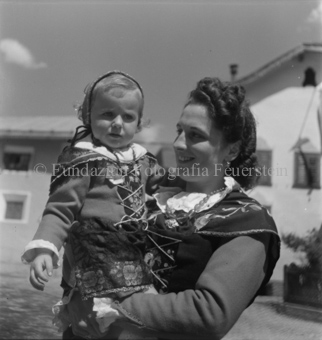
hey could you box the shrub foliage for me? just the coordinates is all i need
[281,226,322,272]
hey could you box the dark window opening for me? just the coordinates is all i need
[257,150,272,186]
[5,201,24,220]
[302,67,316,87]
[293,152,320,189]
[3,153,31,171]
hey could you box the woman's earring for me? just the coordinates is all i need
[226,161,231,168]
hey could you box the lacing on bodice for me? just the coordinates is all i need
[144,228,182,292]
[114,163,146,225]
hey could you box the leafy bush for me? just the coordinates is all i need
[281,226,322,272]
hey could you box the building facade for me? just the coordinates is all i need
[238,43,322,280]
[0,117,78,263]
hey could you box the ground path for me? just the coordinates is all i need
[0,262,321,339]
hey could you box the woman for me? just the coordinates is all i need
[69,77,280,339]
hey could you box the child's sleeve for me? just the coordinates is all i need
[21,162,91,267]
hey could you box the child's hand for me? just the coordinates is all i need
[29,249,54,291]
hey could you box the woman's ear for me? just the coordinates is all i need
[227,141,241,162]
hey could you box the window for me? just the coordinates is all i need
[5,201,24,219]
[294,152,321,189]
[3,145,34,171]
[256,150,272,186]
[302,67,316,87]
[0,192,31,223]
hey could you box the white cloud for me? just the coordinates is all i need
[0,38,47,69]
[307,1,322,26]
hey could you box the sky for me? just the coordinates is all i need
[0,0,321,143]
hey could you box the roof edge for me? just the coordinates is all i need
[236,43,322,86]
[0,130,73,139]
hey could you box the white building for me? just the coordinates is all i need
[0,117,79,263]
[237,43,322,280]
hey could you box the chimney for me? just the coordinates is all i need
[230,64,238,82]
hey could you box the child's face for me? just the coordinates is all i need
[90,88,141,150]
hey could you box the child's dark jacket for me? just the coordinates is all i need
[22,141,163,298]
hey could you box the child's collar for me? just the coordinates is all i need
[74,138,147,163]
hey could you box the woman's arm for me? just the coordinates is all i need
[113,234,271,339]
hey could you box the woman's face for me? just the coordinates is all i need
[173,103,232,191]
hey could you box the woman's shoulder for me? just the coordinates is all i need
[195,189,278,238]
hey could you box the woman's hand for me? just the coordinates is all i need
[29,249,54,291]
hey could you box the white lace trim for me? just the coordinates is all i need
[154,177,236,214]
[21,239,60,268]
[52,290,120,334]
[152,186,182,212]
[74,139,147,162]
[93,297,120,333]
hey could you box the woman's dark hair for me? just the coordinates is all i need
[186,77,259,190]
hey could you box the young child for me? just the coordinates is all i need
[21,70,162,338]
